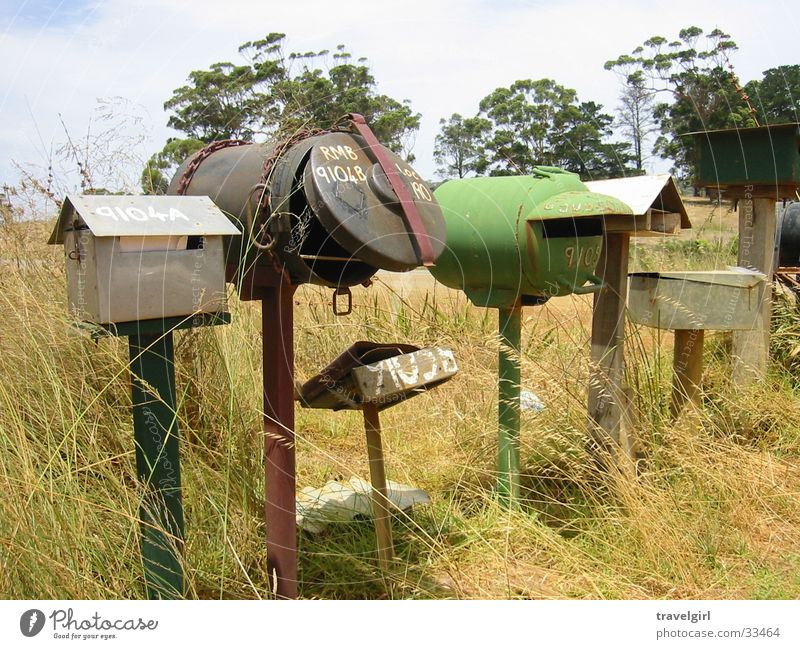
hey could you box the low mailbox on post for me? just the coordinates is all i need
[49,195,238,599]
[430,167,633,503]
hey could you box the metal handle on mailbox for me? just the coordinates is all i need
[557,273,604,295]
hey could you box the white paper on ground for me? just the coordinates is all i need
[296,477,430,533]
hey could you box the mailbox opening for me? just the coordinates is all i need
[286,149,377,287]
[540,216,603,238]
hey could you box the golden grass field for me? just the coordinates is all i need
[2,198,800,599]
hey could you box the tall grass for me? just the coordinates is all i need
[1,218,800,599]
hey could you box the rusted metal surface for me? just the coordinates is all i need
[175,139,249,197]
[262,281,298,599]
[304,132,445,272]
[167,122,443,289]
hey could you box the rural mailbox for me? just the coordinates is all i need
[166,114,446,598]
[430,167,632,308]
[430,167,633,503]
[49,194,237,599]
[48,195,239,324]
[168,123,445,292]
[686,123,800,196]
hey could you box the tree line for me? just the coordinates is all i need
[143,28,800,193]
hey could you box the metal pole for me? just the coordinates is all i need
[497,303,522,506]
[129,331,184,599]
[262,282,298,599]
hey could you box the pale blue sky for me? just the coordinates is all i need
[1,0,797,198]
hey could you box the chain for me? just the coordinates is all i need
[175,139,249,196]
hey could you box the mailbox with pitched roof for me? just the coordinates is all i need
[48,195,240,324]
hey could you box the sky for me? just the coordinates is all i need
[0,0,797,196]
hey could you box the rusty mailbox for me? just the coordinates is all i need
[168,114,445,598]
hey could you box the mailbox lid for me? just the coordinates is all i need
[628,268,766,331]
[48,195,240,244]
[303,132,446,272]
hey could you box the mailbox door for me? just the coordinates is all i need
[95,239,227,324]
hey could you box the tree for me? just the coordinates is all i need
[433,113,491,178]
[605,27,757,183]
[142,33,420,192]
[141,137,205,195]
[745,65,800,124]
[612,71,657,172]
[474,79,632,179]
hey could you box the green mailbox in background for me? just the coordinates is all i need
[686,123,800,196]
[431,167,632,307]
[430,167,633,504]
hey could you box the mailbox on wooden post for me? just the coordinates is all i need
[299,343,458,573]
[49,195,237,599]
[685,123,800,382]
[628,269,766,416]
[430,167,633,504]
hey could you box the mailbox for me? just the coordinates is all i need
[429,166,633,307]
[685,123,800,196]
[167,126,445,289]
[48,195,239,324]
[777,202,800,270]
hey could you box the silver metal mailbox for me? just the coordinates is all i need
[628,269,766,331]
[48,195,240,324]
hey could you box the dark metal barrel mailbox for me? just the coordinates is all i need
[777,202,800,270]
[168,115,445,598]
[430,167,632,504]
[167,127,445,290]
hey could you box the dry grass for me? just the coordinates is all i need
[1,203,800,600]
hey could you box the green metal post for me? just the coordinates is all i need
[129,331,184,599]
[497,303,522,506]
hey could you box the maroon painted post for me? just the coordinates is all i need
[262,281,298,599]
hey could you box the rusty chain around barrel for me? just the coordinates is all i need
[174,139,249,197]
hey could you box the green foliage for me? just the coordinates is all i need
[745,65,800,124]
[143,34,421,192]
[141,137,205,195]
[606,27,757,184]
[474,79,633,179]
[433,113,491,178]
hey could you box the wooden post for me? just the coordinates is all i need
[362,403,394,572]
[670,329,705,417]
[732,197,776,383]
[589,232,637,459]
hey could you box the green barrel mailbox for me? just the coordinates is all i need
[431,167,631,307]
[430,167,632,503]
